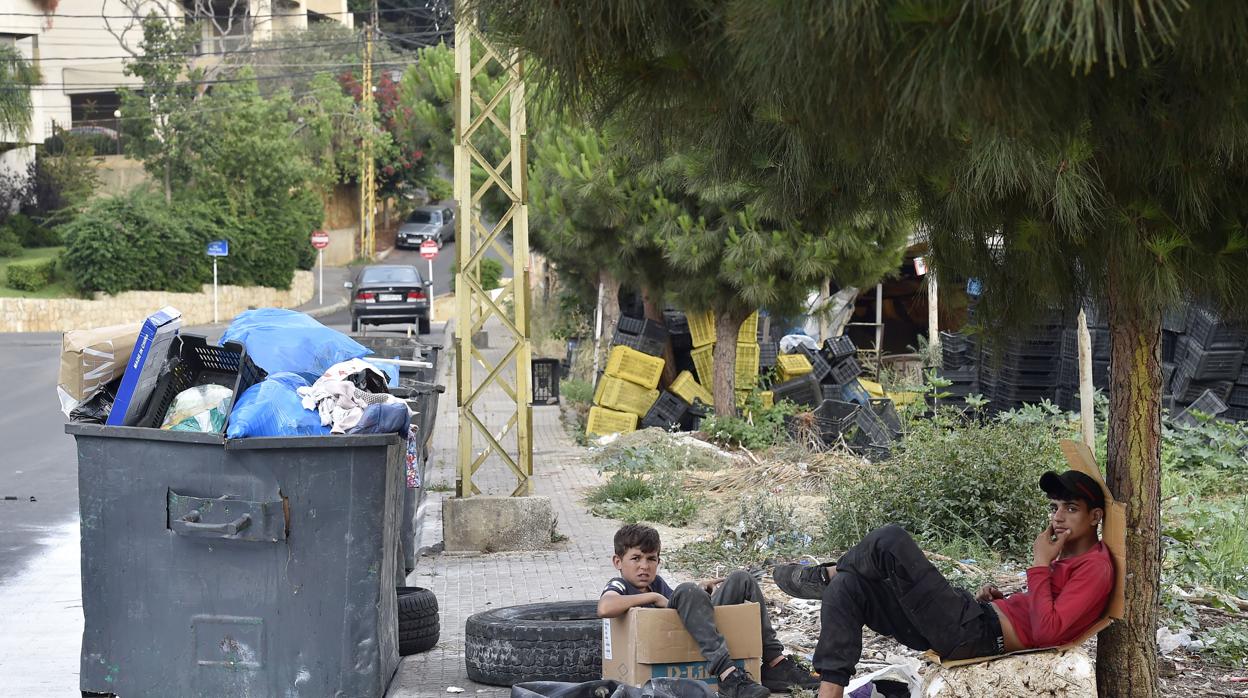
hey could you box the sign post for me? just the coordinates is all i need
[310,230,331,305]
[420,238,439,321]
[206,240,229,323]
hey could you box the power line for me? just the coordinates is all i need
[0,5,447,20]
[0,62,424,92]
[26,30,448,57]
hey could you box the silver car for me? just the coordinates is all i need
[396,205,455,249]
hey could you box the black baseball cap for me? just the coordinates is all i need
[1040,470,1106,510]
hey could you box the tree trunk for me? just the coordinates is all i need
[711,307,750,417]
[1097,261,1162,698]
[163,163,172,205]
[596,270,622,376]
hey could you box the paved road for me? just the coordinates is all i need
[0,331,76,586]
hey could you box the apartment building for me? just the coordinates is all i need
[0,0,351,174]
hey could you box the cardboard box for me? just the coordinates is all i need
[601,602,762,687]
[936,439,1127,668]
[57,322,142,410]
[106,306,182,427]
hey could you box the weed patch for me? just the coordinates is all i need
[702,399,798,451]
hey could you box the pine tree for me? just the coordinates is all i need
[471,1,1248,694]
[0,45,40,140]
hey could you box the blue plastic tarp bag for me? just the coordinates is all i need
[226,372,330,438]
[222,308,370,377]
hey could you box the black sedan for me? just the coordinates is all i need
[346,265,432,334]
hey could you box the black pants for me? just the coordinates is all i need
[813,525,1004,686]
[667,569,785,676]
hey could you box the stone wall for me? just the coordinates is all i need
[0,271,315,333]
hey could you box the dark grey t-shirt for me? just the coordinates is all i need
[601,575,674,601]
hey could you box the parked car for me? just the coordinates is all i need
[346,265,432,334]
[396,205,455,249]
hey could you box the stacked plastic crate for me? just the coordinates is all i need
[1168,305,1247,410]
[937,330,978,408]
[979,319,1064,412]
[586,322,667,435]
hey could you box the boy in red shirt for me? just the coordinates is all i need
[773,469,1113,698]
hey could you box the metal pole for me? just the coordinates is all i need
[318,248,324,306]
[428,257,435,322]
[212,257,218,324]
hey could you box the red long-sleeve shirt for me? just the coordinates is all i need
[992,541,1113,648]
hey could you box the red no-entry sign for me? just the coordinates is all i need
[419,239,439,260]
[310,230,330,249]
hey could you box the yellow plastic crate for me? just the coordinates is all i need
[736,342,760,388]
[776,353,813,381]
[735,389,775,409]
[737,312,759,343]
[595,375,660,416]
[691,344,715,387]
[688,310,716,348]
[605,345,665,389]
[586,406,638,436]
[671,371,713,406]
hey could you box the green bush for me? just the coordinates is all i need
[4,213,60,247]
[7,257,55,291]
[562,378,594,405]
[0,226,20,257]
[449,257,505,292]
[823,409,1075,561]
[60,191,208,295]
[702,398,799,450]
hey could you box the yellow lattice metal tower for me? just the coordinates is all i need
[453,6,533,497]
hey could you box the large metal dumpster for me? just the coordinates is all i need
[67,425,405,698]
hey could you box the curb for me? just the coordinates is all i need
[303,298,348,319]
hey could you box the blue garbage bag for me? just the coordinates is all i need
[347,402,410,435]
[226,372,330,438]
[223,308,370,377]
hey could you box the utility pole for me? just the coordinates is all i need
[358,22,377,258]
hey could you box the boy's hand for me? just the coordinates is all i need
[1033,525,1068,567]
[700,577,725,594]
[650,592,669,609]
[975,584,1004,603]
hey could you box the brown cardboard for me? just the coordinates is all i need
[601,602,763,687]
[935,439,1127,668]
[58,323,142,401]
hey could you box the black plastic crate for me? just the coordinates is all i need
[641,391,688,430]
[939,331,967,355]
[844,407,894,449]
[612,319,669,357]
[771,375,822,408]
[662,310,690,336]
[1176,379,1233,405]
[532,358,562,405]
[1162,331,1178,363]
[805,399,860,446]
[1163,362,1176,393]
[759,341,779,369]
[1239,362,1248,386]
[938,366,978,385]
[1173,389,1229,428]
[1221,406,1248,423]
[1186,305,1248,351]
[870,398,902,436]
[1162,305,1187,333]
[828,356,863,384]
[617,315,645,336]
[824,335,857,361]
[1178,337,1246,381]
[1228,384,1248,408]
[682,403,708,431]
[985,350,1059,374]
[798,344,833,382]
[136,334,266,431]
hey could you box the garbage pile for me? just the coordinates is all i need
[58,306,442,450]
[938,301,1248,423]
[589,310,903,458]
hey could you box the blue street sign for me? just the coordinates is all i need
[207,240,229,257]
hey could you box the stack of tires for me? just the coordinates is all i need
[398,587,440,656]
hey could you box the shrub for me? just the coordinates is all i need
[702,398,799,451]
[60,191,207,295]
[0,226,21,257]
[586,472,699,526]
[4,213,59,247]
[822,408,1075,561]
[449,257,504,292]
[561,378,594,405]
[7,257,55,291]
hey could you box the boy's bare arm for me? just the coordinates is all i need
[597,591,668,618]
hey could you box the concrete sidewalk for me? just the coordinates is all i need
[387,318,621,697]
[296,263,354,318]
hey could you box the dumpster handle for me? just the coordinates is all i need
[173,510,252,537]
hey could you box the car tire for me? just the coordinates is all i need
[464,600,602,686]
[397,587,440,656]
[351,315,361,333]
[418,315,431,335]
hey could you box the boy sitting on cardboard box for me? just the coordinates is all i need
[772,467,1116,698]
[599,524,821,697]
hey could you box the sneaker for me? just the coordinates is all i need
[761,656,821,692]
[772,562,833,600]
[718,667,771,698]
